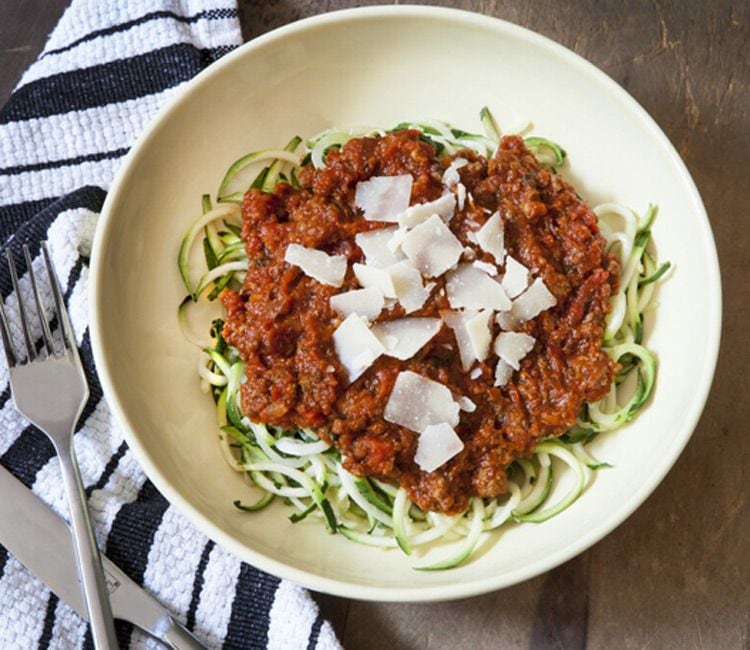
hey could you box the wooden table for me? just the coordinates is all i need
[2,1,747,647]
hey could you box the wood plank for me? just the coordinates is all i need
[0,0,69,105]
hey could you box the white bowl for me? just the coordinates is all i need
[90,6,721,601]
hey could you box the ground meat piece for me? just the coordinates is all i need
[221,130,618,514]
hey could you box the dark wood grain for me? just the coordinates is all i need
[3,1,748,648]
[0,0,69,105]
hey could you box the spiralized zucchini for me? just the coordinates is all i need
[177,108,669,570]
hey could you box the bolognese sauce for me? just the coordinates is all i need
[221,130,618,515]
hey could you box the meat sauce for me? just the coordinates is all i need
[221,131,618,515]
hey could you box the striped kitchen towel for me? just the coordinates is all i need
[0,1,341,648]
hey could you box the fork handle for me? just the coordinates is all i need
[56,439,119,649]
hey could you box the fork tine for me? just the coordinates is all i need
[41,243,74,351]
[6,248,36,362]
[23,245,55,357]
[0,293,17,367]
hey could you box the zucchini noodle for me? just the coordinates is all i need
[177,108,669,570]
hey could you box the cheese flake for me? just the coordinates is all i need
[388,260,430,313]
[501,256,529,298]
[355,175,412,222]
[371,317,442,360]
[497,277,556,330]
[465,310,493,361]
[442,309,492,371]
[476,212,504,263]
[329,287,384,321]
[384,371,460,433]
[494,332,536,370]
[386,226,409,254]
[353,263,397,298]
[284,243,347,287]
[473,260,498,275]
[494,359,514,387]
[355,227,405,268]
[332,314,385,383]
[398,193,456,228]
[445,263,511,311]
[414,423,464,473]
[442,157,468,188]
[457,183,467,210]
[401,214,464,278]
[456,396,476,412]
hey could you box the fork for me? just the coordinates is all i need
[0,243,118,649]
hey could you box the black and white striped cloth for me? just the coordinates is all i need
[0,2,341,648]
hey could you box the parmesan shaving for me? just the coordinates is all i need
[371,318,442,360]
[398,193,456,228]
[355,227,405,268]
[332,314,385,383]
[494,332,536,370]
[456,396,476,412]
[355,175,412,222]
[401,214,464,278]
[329,287,385,321]
[284,243,347,287]
[501,256,529,298]
[353,263,397,298]
[473,260,498,276]
[445,263,511,311]
[384,371,460,433]
[476,211,504,263]
[456,183,466,210]
[442,309,492,371]
[388,260,430,313]
[414,423,464,473]
[497,277,556,329]
[494,359,514,387]
[442,157,467,188]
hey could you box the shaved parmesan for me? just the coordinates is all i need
[399,193,456,228]
[384,371,460,433]
[284,243,347,287]
[467,310,493,358]
[387,226,409,254]
[457,396,476,412]
[414,423,464,473]
[456,183,466,210]
[401,215,464,277]
[355,227,405,268]
[442,157,467,188]
[442,309,492,371]
[371,317,442,360]
[501,256,529,298]
[330,287,384,321]
[332,314,385,383]
[445,264,511,311]
[497,278,556,329]
[355,175,412,222]
[494,332,536,370]
[353,263,397,298]
[473,260,497,275]
[476,212,504,263]
[494,359,514,387]
[388,261,430,313]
